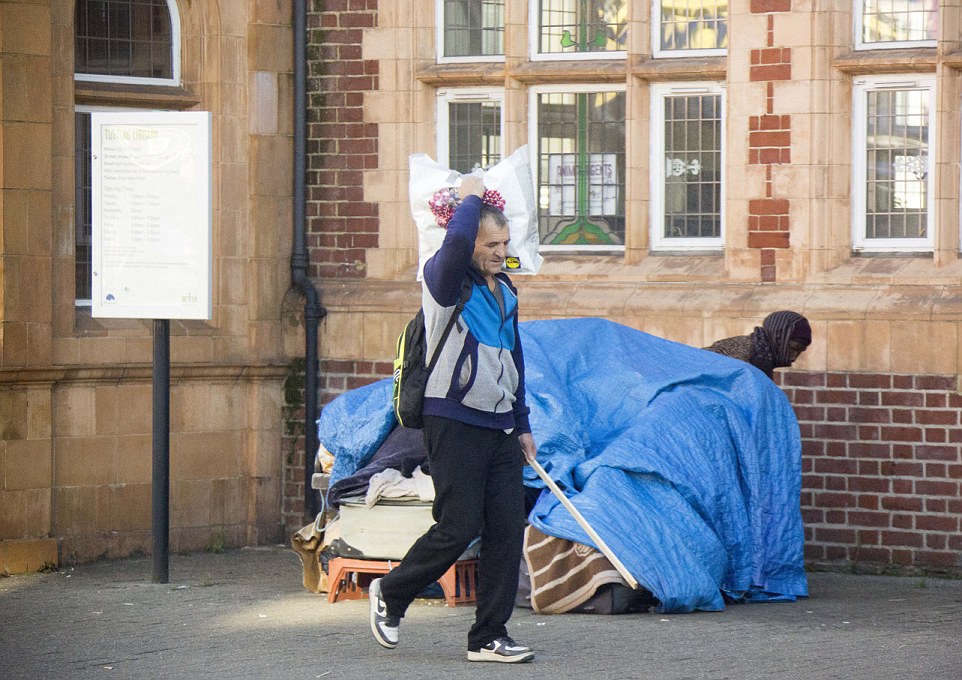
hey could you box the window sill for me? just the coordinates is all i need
[509,59,627,84]
[74,81,200,109]
[532,252,725,283]
[813,254,962,286]
[832,48,936,75]
[417,63,506,87]
[630,56,726,82]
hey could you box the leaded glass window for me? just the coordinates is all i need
[655,0,728,56]
[537,0,627,57]
[74,0,177,302]
[440,0,505,60]
[438,90,503,173]
[853,76,934,252]
[650,83,724,249]
[534,88,625,247]
[858,0,937,47]
[75,0,175,81]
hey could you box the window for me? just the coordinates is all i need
[74,0,178,303]
[533,0,627,59]
[852,75,935,252]
[856,0,937,49]
[437,90,504,173]
[75,0,180,84]
[438,0,504,62]
[650,82,724,251]
[531,86,626,248]
[654,0,727,58]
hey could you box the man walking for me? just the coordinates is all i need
[369,174,537,663]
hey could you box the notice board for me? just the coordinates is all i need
[91,111,212,320]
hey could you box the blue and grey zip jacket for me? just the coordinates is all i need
[421,194,531,434]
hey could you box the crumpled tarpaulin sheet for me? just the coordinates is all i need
[318,318,808,613]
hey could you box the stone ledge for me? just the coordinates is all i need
[315,277,962,322]
[832,48,937,75]
[0,364,289,386]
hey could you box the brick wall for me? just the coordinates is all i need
[307,366,962,575]
[779,371,962,574]
[306,0,379,280]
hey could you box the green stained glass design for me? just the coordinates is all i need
[537,91,625,246]
[539,0,627,55]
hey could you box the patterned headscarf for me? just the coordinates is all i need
[762,311,811,368]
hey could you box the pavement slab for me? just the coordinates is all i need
[1,546,960,680]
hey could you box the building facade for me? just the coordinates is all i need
[1,1,959,577]
[306,0,961,575]
[0,0,303,571]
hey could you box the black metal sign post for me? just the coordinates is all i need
[89,111,212,585]
[151,319,171,583]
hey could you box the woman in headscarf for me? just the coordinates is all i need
[704,311,812,380]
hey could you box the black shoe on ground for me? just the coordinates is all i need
[369,578,399,649]
[467,636,534,663]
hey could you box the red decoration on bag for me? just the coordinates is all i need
[428,187,506,228]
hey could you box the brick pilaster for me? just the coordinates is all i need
[306,1,380,280]
[746,5,793,281]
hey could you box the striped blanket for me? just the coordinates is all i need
[523,525,628,614]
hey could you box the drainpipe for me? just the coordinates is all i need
[293,0,327,519]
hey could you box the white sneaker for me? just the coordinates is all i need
[368,578,399,649]
[467,636,534,663]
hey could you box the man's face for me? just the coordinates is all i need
[471,216,510,276]
[787,339,808,364]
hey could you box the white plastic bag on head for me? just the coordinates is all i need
[408,146,543,280]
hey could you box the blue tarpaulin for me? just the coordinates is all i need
[318,318,808,613]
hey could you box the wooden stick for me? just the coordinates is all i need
[529,458,639,589]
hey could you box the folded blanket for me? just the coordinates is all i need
[364,465,435,507]
[524,525,626,614]
[327,425,427,507]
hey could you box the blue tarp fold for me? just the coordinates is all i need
[318,318,808,613]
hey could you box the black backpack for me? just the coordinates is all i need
[392,282,472,429]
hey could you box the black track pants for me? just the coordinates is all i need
[380,415,525,650]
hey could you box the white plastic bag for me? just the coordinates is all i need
[408,146,543,279]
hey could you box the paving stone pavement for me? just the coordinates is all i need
[1,546,960,680]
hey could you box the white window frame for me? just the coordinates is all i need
[528,83,627,253]
[854,0,937,51]
[74,0,182,86]
[435,0,506,64]
[851,74,936,253]
[435,88,505,169]
[528,0,627,62]
[649,82,725,251]
[652,0,727,60]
